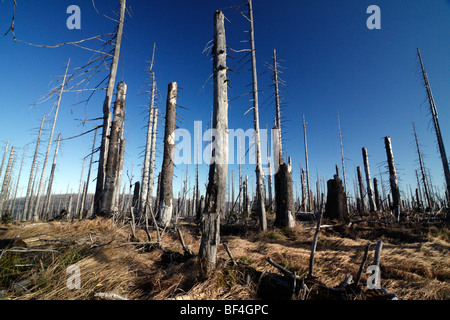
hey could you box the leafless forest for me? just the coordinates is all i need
[0,0,449,301]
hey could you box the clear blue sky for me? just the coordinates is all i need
[1,0,449,203]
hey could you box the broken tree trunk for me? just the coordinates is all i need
[247,0,267,231]
[362,148,377,212]
[357,166,366,213]
[199,11,229,272]
[384,136,402,212]
[324,175,349,223]
[94,0,127,215]
[101,81,127,217]
[157,82,177,226]
[274,161,295,229]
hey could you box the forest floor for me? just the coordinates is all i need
[0,214,449,300]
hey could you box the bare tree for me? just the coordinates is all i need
[157,82,177,226]
[42,133,61,220]
[384,136,402,213]
[199,10,229,272]
[94,0,127,214]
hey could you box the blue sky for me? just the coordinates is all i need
[1,0,449,203]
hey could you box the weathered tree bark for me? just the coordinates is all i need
[384,136,402,212]
[83,128,97,217]
[417,49,450,201]
[157,82,177,226]
[324,175,349,223]
[43,133,61,220]
[199,11,229,272]
[101,82,127,217]
[373,177,381,212]
[146,107,159,214]
[24,116,45,221]
[274,162,295,229]
[94,0,127,215]
[357,166,366,213]
[247,0,267,231]
[33,60,69,221]
[362,148,377,212]
[273,49,283,159]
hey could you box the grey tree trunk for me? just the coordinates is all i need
[94,0,127,215]
[75,158,85,218]
[247,0,267,231]
[24,116,45,220]
[357,166,366,213]
[338,113,348,212]
[140,45,157,215]
[412,122,433,209]
[384,136,402,212]
[0,146,15,214]
[362,148,376,212]
[417,49,450,201]
[83,128,97,217]
[101,82,127,216]
[274,162,295,229]
[303,114,311,212]
[33,60,69,221]
[157,82,177,226]
[0,141,10,182]
[11,146,26,220]
[199,11,229,272]
[43,133,61,220]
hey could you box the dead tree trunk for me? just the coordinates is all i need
[146,107,159,214]
[417,48,450,201]
[412,122,433,210]
[357,166,366,213]
[0,146,15,214]
[0,141,10,182]
[101,82,127,217]
[373,177,381,212]
[94,0,127,215]
[43,133,61,220]
[157,82,177,226]
[199,11,229,272]
[33,60,69,221]
[384,136,402,212]
[247,0,267,231]
[325,175,349,222]
[337,113,348,206]
[274,162,295,229]
[75,158,85,218]
[362,148,377,212]
[24,116,45,221]
[140,44,157,216]
[303,114,311,212]
[11,146,26,220]
[83,128,97,217]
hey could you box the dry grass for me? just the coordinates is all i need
[0,218,449,300]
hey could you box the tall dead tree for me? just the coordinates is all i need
[43,133,61,220]
[11,146,26,220]
[140,43,157,216]
[362,148,376,212]
[303,114,311,212]
[146,107,159,213]
[412,122,433,209]
[101,82,127,216]
[24,116,45,220]
[157,82,177,226]
[384,136,402,212]
[199,11,229,271]
[417,48,450,202]
[94,0,127,215]
[33,60,70,221]
[247,0,267,231]
[337,113,349,212]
